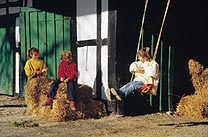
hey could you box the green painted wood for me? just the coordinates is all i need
[63,17,71,51]
[30,12,38,49]
[149,35,155,107]
[168,45,174,111]
[20,12,27,96]
[25,12,30,49]
[141,29,144,49]
[20,7,71,96]
[46,12,56,78]
[38,11,47,62]
[0,27,14,95]
[20,7,41,13]
[159,41,163,112]
[55,14,64,75]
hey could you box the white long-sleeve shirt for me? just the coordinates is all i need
[129,60,159,87]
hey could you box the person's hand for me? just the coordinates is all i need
[36,70,42,76]
[64,78,69,83]
[60,77,64,82]
[35,68,42,76]
[41,69,47,75]
[136,67,145,74]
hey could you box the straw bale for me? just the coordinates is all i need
[25,77,107,121]
[188,59,204,92]
[175,59,208,119]
[176,95,208,119]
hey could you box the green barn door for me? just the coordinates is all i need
[0,27,14,95]
[20,7,71,96]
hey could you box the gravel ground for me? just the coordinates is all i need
[0,95,208,137]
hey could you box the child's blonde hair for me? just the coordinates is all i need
[27,47,39,59]
[60,50,72,60]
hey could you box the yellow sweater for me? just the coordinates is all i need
[24,58,47,80]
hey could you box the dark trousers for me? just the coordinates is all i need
[47,78,76,101]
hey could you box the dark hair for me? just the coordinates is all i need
[137,47,152,61]
[27,47,39,59]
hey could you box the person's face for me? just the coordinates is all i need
[31,52,39,59]
[64,56,72,63]
[138,55,147,63]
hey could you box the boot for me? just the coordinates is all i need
[69,101,76,111]
[43,97,53,106]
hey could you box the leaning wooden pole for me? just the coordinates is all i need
[153,0,171,60]
[130,0,149,81]
[135,0,149,59]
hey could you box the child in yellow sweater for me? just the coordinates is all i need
[24,47,47,80]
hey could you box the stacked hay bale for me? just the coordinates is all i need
[176,59,208,119]
[25,77,107,121]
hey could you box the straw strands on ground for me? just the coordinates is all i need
[176,59,208,119]
[25,77,107,121]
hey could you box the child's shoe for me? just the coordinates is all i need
[110,88,123,101]
[105,88,111,101]
[43,97,53,106]
[69,101,76,111]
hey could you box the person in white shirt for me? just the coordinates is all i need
[106,47,159,101]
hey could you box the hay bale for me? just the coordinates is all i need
[188,59,204,92]
[176,95,208,118]
[188,59,208,93]
[25,77,107,121]
[175,59,208,119]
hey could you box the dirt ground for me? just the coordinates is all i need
[0,95,208,137]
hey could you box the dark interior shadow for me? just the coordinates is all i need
[122,92,152,116]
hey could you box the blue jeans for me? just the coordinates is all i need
[119,81,144,97]
[47,78,76,101]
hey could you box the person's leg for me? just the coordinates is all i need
[66,81,76,110]
[111,81,144,100]
[43,79,61,106]
[119,81,144,96]
[66,81,76,100]
[47,79,61,98]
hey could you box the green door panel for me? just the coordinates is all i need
[20,7,71,96]
[0,27,14,95]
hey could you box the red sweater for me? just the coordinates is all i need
[58,60,78,80]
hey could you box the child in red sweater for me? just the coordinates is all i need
[43,50,78,111]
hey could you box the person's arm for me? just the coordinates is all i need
[129,61,144,74]
[41,61,48,76]
[58,61,65,82]
[24,60,36,78]
[143,61,158,78]
[65,62,78,81]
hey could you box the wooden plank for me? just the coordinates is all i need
[46,12,56,78]
[38,11,47,63]
[25,12,30,50]
[0,28,13,95]
[63,17,71,51]
[20,12,27,96]
[55,14,64,75]
[30,12,38,49]
[21,7,41,13]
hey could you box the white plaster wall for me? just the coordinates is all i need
[101,0,109,99]
[15,17,20,94]
[77,0,109,100]
[77,46,97,89]
[77,0,97,41]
